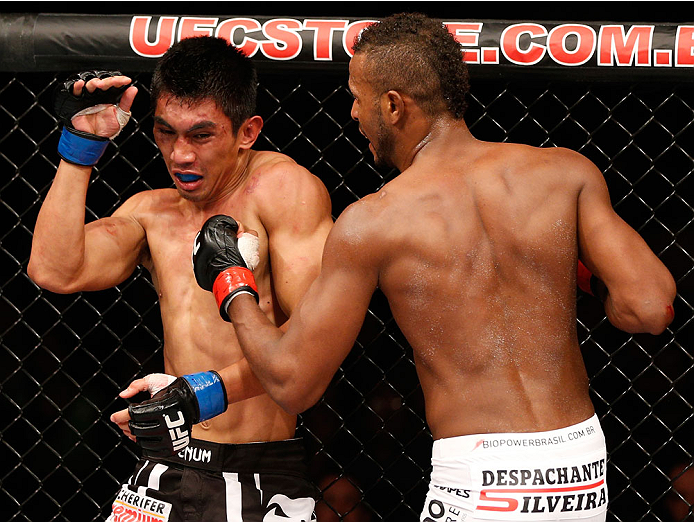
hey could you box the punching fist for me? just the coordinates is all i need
[127,371,228,458]
[193,215,260,321]
[53,70,136,166]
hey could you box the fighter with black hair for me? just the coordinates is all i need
[191,13,675,522]
[29,36,332,521]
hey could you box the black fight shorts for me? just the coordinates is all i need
[107,438,317,522]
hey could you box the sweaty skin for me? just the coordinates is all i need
[28,76,333,444]
[225,53,676,441]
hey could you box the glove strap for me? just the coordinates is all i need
[182,371,228,422]
[57,126,109,166]
[213,267,259,321]
[577,261,594,296]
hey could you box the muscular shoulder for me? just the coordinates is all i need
[327,191,390,263]
[491,143,604,193]
[518,144,599,178]
[251,151,329,198]
[248,151,332,224]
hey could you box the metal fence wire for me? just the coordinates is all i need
[0,67,692,522]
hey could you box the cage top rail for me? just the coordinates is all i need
[1,12,693,81]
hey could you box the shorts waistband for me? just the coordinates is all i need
[433,414,603,458]
[152,438,307,473]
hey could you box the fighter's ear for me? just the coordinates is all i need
[381,90,405,124]
[237,115,263,150]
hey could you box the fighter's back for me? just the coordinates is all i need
[371,140,595,439]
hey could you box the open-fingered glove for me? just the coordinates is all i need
[54,70,131,166]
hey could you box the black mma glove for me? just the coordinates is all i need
[193,215,259,322]
[53,70,131,166]
[128,371,228,458]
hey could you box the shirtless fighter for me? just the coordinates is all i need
[189,13,676,522]
[28,36,333,521]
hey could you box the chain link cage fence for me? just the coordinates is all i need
[1,16,693,522]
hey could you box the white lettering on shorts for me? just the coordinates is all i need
[107,485,172,522]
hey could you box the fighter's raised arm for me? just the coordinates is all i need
[28,71,142,293]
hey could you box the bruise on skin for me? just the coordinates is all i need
[244,175,261,195]
[98,220,121,236]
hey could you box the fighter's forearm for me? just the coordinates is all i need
[228,295,315,413]
[193,215,331,413]
[28,162,92,290]
[30,71,138,293]
[216,356,268,403]
[579,260,675,335]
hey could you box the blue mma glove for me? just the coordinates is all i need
[128,371,228,458]
[53,70,131,166]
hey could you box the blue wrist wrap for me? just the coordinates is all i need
[182,371,227,422]
[57,127,109,166]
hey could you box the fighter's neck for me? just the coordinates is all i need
[191,150,254,214]
[221,150,254,195]
[397,118,476,171]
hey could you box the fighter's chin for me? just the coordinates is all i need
[175,186,204,202]
[372,152,394,169]
[368,144,383,166]
[368,143,394,169]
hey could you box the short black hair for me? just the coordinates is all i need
[151,36,257,131]
[353,12,469,119]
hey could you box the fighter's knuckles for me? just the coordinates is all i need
[77,70,120,82]
[204,215,239,238]
[54,70,130,123]
[143,373,177,395]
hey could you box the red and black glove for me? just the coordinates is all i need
[577,260,607,301]
[193,215,258,321]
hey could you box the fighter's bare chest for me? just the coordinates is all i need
[143,215,268,288]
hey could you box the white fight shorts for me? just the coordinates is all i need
[421,415,607,522]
